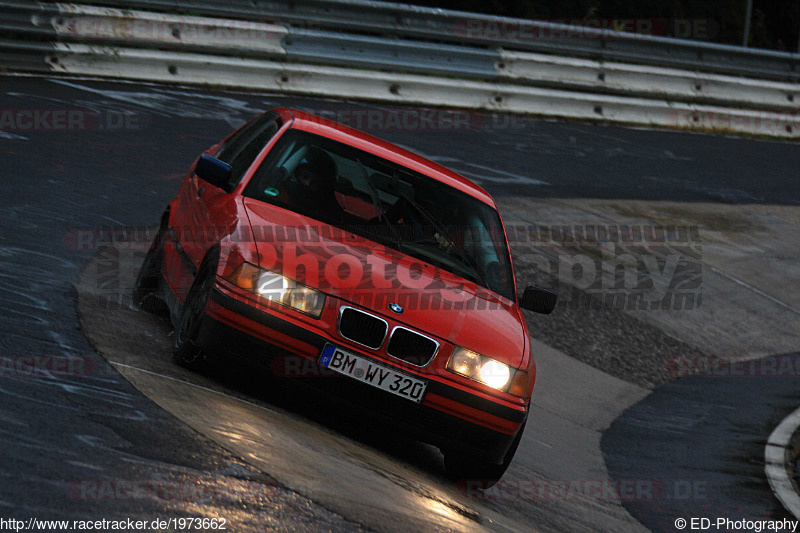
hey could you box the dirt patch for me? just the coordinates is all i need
[609,203,761,234]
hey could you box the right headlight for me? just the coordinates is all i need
[227,262,326,318]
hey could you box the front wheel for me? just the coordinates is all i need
[444,421,526,488]
[172,257,217,371]
[133,222,167,313]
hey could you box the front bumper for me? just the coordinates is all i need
[202,285,526,462]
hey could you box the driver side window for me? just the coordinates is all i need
[215,113,281,189]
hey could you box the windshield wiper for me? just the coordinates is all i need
[356,159,402,246]
[398,192,487,286]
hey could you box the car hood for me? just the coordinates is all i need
[243,199,527,366]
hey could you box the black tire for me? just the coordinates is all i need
[172,254,218,371]
[444,421,526,488]
[133,220,167,313]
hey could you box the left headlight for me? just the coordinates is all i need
[228,262,326,318]
[447,347,512,391]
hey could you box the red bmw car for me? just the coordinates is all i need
[134,107,556,483]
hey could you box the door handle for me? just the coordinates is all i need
[197,186,205,197]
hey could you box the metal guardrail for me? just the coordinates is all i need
[1,1,799,137]
[1,2,500,76]
[30,0,800,82]
[0,0,800,111]
[283,28,499,78]
[3,1,798,111]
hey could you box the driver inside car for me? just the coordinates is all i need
[283,147,349,225]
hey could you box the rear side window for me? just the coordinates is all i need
[215,112,281,188]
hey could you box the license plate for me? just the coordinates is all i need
[319,344,427,403]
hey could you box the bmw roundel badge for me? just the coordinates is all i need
[388,302,404,314]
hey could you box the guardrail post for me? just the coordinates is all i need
[743,0,753,47]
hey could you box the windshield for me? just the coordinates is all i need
[243,129,515,301]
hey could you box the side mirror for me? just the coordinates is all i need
[520,286,557,314]
[195,154,233,192]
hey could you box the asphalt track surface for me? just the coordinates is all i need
[1,75,799,531]
[603,362,800,529]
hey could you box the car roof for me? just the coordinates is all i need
[273,107,498,208]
